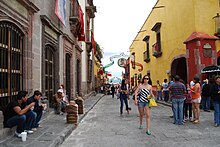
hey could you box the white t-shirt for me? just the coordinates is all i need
[162,82,169,91]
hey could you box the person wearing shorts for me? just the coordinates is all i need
[134,75,154,135]
[190,75,201,124]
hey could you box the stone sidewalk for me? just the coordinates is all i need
[0,93,104,147]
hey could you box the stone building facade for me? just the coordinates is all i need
[0,0,96,109]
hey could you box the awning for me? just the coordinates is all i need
[201,65,220,73]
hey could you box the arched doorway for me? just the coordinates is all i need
[0,21,24,109]
[45,45,55,107]
[171,57,187,83]
[65,53,71,100]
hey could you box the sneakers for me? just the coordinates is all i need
[139,125,143,129]
[214,123,219,127]
[38,125,43,128]
[32,128,37,131]
[25,130,34,134]
[14,131,22,138]
[146,130,151,135]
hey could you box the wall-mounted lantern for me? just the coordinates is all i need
[213,13,220,37]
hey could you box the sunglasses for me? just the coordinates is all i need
[144,78,149,80]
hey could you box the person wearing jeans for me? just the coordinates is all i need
[211,75,220,127]
[27,90,46,130]
[162,79,169,102]
[3,91,36,137]
[169,75,186,125]
[201,79,211,112]
[119,79,129,115]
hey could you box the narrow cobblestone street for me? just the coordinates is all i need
[61,95,220,147]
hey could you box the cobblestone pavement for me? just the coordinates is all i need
[0,94,104,147]
[61,95,220,147]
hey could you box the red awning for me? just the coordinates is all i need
[184,32,219,44]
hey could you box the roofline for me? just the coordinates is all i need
[129,0,159,50]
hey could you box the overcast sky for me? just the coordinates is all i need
[93,0,157,78]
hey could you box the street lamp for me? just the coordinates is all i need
[213,13,220,37]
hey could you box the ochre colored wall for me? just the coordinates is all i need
[130,0,220,86]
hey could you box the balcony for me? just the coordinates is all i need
[143,51,150,63]
[69,16,80,37]
[86,6,96,18]
[152,42,162,58]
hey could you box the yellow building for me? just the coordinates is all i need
[130,0,220,87]
[93,45,103,91]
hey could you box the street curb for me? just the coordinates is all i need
[51,94,104,147]
[78,94,105,123]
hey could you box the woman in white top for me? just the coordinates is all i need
[134,75,154,135]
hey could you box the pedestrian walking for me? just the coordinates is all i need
[211,75,220,127]
[111,84,115,98]
[169,75,186,125]
[119,79,130,115]
[190,75,201,124]
[134,75,154,135]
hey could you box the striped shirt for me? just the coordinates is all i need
[138,88,150,103]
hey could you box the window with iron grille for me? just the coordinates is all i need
[45,45,55,107]
[152,22,162,58]
[143,36,150,62]
[66,53,71,100]
[0,22,23,110]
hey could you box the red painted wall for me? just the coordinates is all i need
[186,39,217,83]
[186,41,198,82]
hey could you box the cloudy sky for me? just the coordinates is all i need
[93,0,157,77]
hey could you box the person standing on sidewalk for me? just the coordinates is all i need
[169,75,186,125]
[156,80,163,101]
[134,75,154,135]
[190,75,201,124]
[3,91,36,137]
[201,79,211,112]
[162,79,169,102]
[184,84,193,121]
[119,79,130,115]
[211,75,220,127]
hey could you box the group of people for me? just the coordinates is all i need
[118,74,220,136]
[169,75,220,127]
[3,90,46,138]
[115,75,154,135]
[3,84,71,138]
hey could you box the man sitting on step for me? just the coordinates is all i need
[3,91,36,137]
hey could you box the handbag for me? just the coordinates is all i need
[149,98,157,107]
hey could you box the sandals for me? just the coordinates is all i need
[193,120,200,124]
